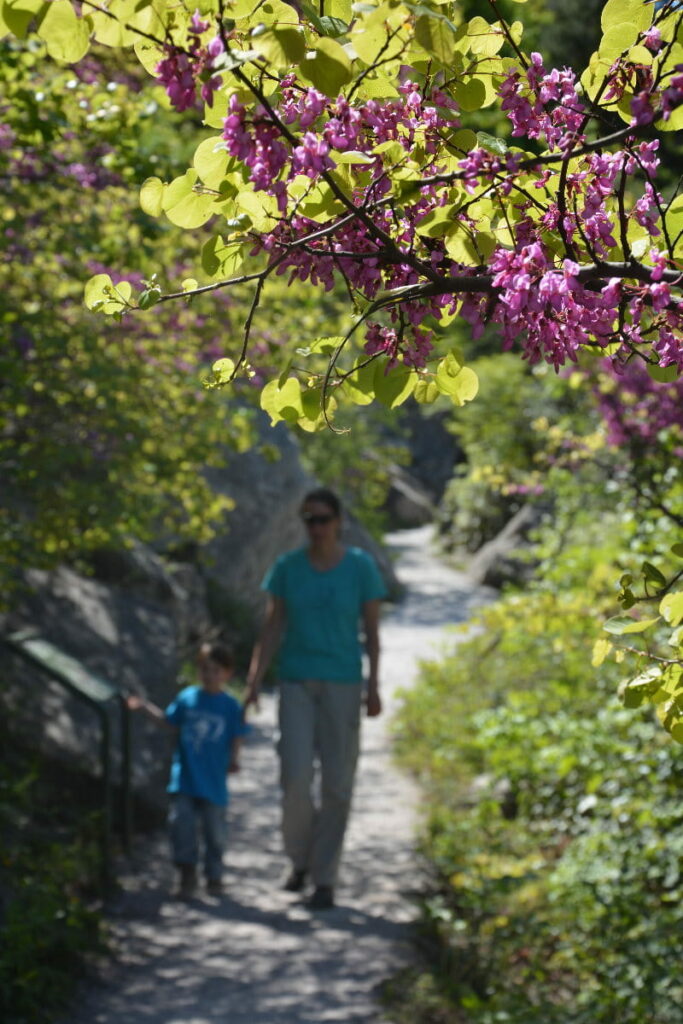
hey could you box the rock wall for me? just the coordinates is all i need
[1,418,400,812]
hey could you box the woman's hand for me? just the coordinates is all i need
[365,685,382,718]
[243,681,260,713]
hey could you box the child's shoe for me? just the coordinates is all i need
[206,878,224,896]
[176,865,197,900]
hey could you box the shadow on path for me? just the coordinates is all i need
[59,525,491,1024]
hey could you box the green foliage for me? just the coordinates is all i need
[393,529,683,1023]
[0,40,258,592]
[438,355,590,553]
[0,754,102,1023]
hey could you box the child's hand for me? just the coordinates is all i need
[125,694,145,711]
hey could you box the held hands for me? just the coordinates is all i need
[242,678,260,714]
[124,694,145,712]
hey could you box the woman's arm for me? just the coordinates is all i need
[362,599,382,717]
[244,594,286,709]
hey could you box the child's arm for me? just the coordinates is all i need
[125,694,176,730]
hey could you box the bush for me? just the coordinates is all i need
[0,753,102,1024]
[393,551,683,1024]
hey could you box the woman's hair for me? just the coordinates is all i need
[300,487,342,518]
[199,641,235,671]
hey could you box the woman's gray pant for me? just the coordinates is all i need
[278,679,362,887]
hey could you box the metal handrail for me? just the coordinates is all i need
[3,629,133,893]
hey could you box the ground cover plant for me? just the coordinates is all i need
[393,556,683,1023]
[0,735,103,1024]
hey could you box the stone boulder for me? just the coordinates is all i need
[0,417,401,812]
[467,504,542,589]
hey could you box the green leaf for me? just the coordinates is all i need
[331,149,376,164]
[642,561,667,587]
[235,188,280,230]
[260,376,304,425]
[452,75,487,112]
[299,36,353,96]
[373,362,416,408]
[162,170,216,229]
[435,353,479,405]
[84,273,113,311]
[660,591,683,627]
[84,274,132,315]
[212,357,236,383]
[3,0,47,38]
[591,637,613,667]
[201,236,244,279]
[413,377,440,404]
[37,0,90,62]
[603,615,661,635]
[476,131,507,156]
[414,13,458,65]
[598,23,640,60]
[342,359,377,406]
[297,336,344,356]
[647,362,680,383]
[140,177,165,217]
[251,26,305,68]
[138,288,161,310]
[601,0,651,34]
[193,137,231,189]
[619,667,662,708]
[671,543,683,559]
[468,15,505,57]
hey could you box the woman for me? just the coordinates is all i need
[244,487,386,909]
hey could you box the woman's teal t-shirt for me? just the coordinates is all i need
[262,546,386,683]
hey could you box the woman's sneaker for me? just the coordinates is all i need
[307,885,334,910]
[282,868,307,892]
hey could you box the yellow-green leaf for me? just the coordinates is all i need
[435,353,479,405]
[3,0,47,38]
[193,137,231,189]
[660,591,683,627]
[299,36,352,96]
[468,16,505,57]
[251,25,305,68]
[601,0,651,34]
[415,13,459,65]
[140,177,165,217]
[38,0,90,62]
[201,236,244,278]
[212,357,236,383]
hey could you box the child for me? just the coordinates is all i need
[127,642,249,899]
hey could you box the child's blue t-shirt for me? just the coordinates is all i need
[262,546,387,683]
[165,686,249,806]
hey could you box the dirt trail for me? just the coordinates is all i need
[63,526,490,1024]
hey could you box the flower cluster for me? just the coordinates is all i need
[154,10,683,375]
[499,52,586,151]
[155,13,225,111]
[593,358,683,447]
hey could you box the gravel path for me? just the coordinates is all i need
[63,526,491,1024]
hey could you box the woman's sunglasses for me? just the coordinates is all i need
[302,514,335,527]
